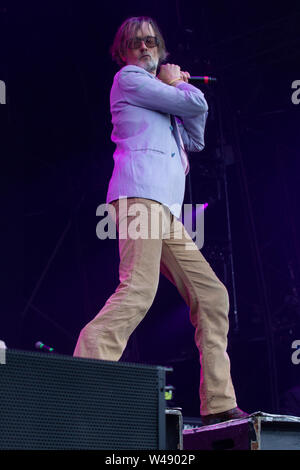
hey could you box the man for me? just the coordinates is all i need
[73,16,248,425]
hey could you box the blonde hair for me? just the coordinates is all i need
[110,16,169,67]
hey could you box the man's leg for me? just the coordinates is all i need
[160,212,237,416]
[73,198,163,361]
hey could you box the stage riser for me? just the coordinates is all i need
[183,414,300,450]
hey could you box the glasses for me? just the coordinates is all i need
[127,36,159,50]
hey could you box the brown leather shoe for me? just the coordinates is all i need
[201,407,249,426]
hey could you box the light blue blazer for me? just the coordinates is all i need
[106,65,208,217]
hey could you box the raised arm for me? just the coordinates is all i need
[116,65,208,118]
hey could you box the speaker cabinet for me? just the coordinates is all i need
[0,349,167,449]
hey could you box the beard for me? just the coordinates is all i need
[138,55,158,74]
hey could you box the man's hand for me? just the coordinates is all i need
[180,71,190,83]
[158,63,190,86]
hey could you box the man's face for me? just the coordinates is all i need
[122,22,159,75]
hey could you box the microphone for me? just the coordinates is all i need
[189,76,217,84]
[35,341,55,353]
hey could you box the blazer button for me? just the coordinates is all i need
[169,125,173,131]
[171,152,175,157]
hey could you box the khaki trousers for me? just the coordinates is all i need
[73,197,237,415]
